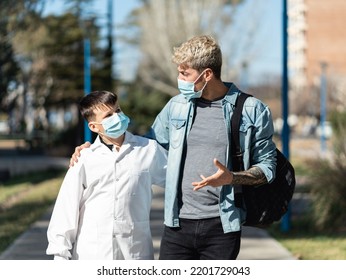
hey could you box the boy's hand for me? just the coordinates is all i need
[69,142,91,167]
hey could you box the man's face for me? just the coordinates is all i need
[177,65,206,90]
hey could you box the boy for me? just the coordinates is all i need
[46,91,167,260]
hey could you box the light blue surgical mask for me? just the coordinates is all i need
[97,112,130,139]
[177,70,207,100]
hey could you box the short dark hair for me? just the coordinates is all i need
[79,91,118,121]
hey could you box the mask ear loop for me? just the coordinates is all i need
[200,80,208,92]
[195,69,210,89]
[193,69,207,84]
[194,70,208,94]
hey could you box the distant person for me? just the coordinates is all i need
[71,35,276,260]
[46,91,167,260]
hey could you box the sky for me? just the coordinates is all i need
[229,0,283,85]
[43,0,283,85]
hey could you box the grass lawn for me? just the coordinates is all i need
[0,169,64,254]
[268,222,346,260]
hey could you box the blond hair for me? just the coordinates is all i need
[172,35,222,79]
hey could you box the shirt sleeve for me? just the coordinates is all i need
[150,142,167,188]
[46,162,86,260]
[250,103,277,183]
[146,101,171,150]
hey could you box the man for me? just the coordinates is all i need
[71,35,276,260]
[147,35,276,260]
[47,91,167,260]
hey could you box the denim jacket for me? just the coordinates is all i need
[147,83,277,233]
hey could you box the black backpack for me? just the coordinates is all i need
[231,93,296,227]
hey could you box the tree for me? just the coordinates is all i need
[0,24,19,109]
[0,0,48,135]
[10,11,108,147]
[63,0,114,90]
[120,0,246,96]
[5,3,109,146]
[115,0,280,135]
[1,0,114,152]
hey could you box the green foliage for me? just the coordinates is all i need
[46,122,84,156]
[0,27,19,104]
[307,110,346,231]
[0,169,65,253]
[42,14,84,103]
[329,110,346,144]
[0,0,41,106]
[36,6,113,105]
[121,83,171,135]
[1,0,113,140]
[268,220,346,259]
[308,159,346,231]
[329,110,346,133]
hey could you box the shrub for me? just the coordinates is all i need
[308,111,346,232]
[308,159,346,231]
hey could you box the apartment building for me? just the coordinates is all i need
[288,0,346,110]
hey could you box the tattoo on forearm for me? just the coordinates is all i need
[232,166,267,186]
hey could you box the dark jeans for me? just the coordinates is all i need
[159,217,241,260]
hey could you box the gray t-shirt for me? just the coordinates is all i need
[179,98,228,219]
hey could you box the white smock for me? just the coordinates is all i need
[46,131,167,260]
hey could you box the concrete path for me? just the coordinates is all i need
[0,185,295,260]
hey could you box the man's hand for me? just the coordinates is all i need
[192,158,233,191]
[69,142,91,167]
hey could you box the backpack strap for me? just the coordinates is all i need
[231,92,251,208]
[231,92,251,172]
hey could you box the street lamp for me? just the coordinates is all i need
[84,37,92,143]
[281,0,291,232]
[320,62,328,153]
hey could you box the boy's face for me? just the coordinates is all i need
[88,103,121,134]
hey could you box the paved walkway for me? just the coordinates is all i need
[0,185,295,260]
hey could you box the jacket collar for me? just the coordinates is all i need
[222,82,241,107]
[90,131,137,153]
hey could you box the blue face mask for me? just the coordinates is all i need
[177,70,207,100]
[98,112,130,139]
